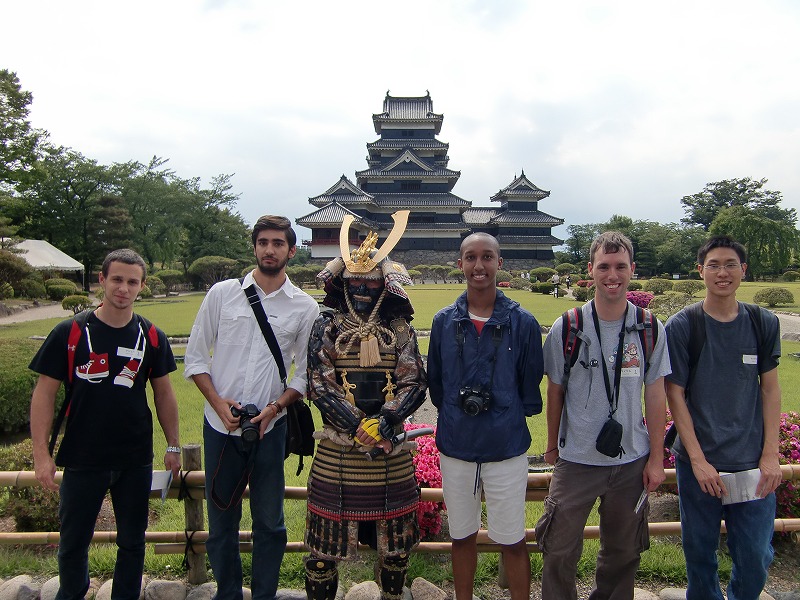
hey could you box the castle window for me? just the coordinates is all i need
[401,130,414,137]
[401,181,421,191]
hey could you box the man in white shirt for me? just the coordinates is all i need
[184,215,319,600]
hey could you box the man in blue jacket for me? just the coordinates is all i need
[428,232,544,600]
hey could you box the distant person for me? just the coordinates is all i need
[551,272,561,298]
[565,274,571,290]
[184,215,319,600]
[30,248,181,600]
[665,235,781,600]
[538,231,669,599]
[428,232,544,600]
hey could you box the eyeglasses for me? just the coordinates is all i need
[702,263,741,272]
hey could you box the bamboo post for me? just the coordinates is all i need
[182,444,207,585]
[497,553,508,589]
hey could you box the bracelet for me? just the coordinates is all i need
[544,447,558,454]
[166,446,181,454]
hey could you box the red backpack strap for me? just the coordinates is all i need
[66,319,83,384]
[562,307,584,370]
[634,307,658,371]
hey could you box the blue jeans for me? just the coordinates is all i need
[204,418,287,600]
[676,459,775,600]
[56,466,152,600]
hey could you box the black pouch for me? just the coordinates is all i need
[596,417,624,458]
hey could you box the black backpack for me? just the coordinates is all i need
[664,301,771,448]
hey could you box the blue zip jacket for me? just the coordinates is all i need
[428,290,544,463]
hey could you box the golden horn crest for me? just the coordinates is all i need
[340,210,410,274]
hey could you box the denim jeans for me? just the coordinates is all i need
[676,459,775,600]
[56,466,152,600]
[204,417,287,600]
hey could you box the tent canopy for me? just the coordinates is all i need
[13,240,84,272]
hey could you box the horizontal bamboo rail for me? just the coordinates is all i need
[2,464,799,551]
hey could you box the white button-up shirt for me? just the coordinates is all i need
[184,272,320,435]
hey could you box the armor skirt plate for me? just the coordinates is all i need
[305,438,420,559]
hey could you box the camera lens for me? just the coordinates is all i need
[241,427,259,444]
[462,396,481,416]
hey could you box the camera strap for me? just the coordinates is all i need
[590,300,628,419]
[455,321,504,389]
[242,280,287,390]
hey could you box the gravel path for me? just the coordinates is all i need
[0,302,73,324]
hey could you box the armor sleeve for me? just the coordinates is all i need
[379,323,428,431]
[307,312,362,434]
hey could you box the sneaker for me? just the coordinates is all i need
[114,358,141,388]
[75,352,109,383]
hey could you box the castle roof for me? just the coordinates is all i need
[490,170,550,202]
[372,91,443,134]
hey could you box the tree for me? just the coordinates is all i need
[0,69,44,189]
[187,256,239,288]
[709,205,800,279]
[681,177,795,231]
[561,223,601,265]
[0,248,32,287]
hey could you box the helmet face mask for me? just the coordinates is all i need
[347,279,384,313]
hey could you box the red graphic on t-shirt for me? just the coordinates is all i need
[75,352,109,383]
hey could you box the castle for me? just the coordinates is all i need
[297,92,564,270]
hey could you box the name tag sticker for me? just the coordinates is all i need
[621,366,641,378]
[742,354,757,365]
[118,347,145,360]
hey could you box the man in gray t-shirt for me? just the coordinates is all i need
[665,235,781,600]
[537,231,669,600]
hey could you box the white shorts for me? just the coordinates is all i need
[440,452,528,545]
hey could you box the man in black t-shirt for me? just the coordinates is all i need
[29,249,181,600]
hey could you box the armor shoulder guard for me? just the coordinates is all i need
[390,318,411,347]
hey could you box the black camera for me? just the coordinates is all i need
[459,387,491,416]
[231,403,260,445]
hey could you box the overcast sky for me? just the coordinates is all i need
[3,0,799,244]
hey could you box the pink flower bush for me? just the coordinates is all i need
[404,423,445,539]
[626,290,654,308]
[662,410,800,517]
[777,411,800,518]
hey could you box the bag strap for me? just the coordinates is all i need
[241,280,287,389]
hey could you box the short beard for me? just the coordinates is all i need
[257,257,289,276]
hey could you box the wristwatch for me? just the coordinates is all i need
[166,446,181,454]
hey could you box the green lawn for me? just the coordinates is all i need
[2,283,799,588]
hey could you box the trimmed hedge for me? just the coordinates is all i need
[0,339,47,433]
[0,439,60,531]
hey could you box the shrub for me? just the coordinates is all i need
[672,280,705,297]
[782,271,800,282]
[0,281,13,299]
[15,277,47,299]
[47,284,77,301]
[0,339,49,433]
[153,269,185,294]
[643,278,673,295]
[44,278,77,292]
[529,267,556,282]
[648,291,693,321]
[777,411,800,518]
[626,290,654,308]
[62,295,93,314]
[509,277,529,290]
[138,285,153,299]
[407,269,422,283]
[627,281,642,291]
[447,268,464,283]
[405,423,443,539]
[146,275,166,296]
[496,269,512,284]
[0,249,33,288]
[96,288,105,301]
[531,282,555,294]
[688,270,701,280]
[576,279,592,288]
[0,439,61,531]
[555,263,577,275]
[573,286,595,302]
[753,287,794,308]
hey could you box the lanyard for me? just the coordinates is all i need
[590,300,628,418]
